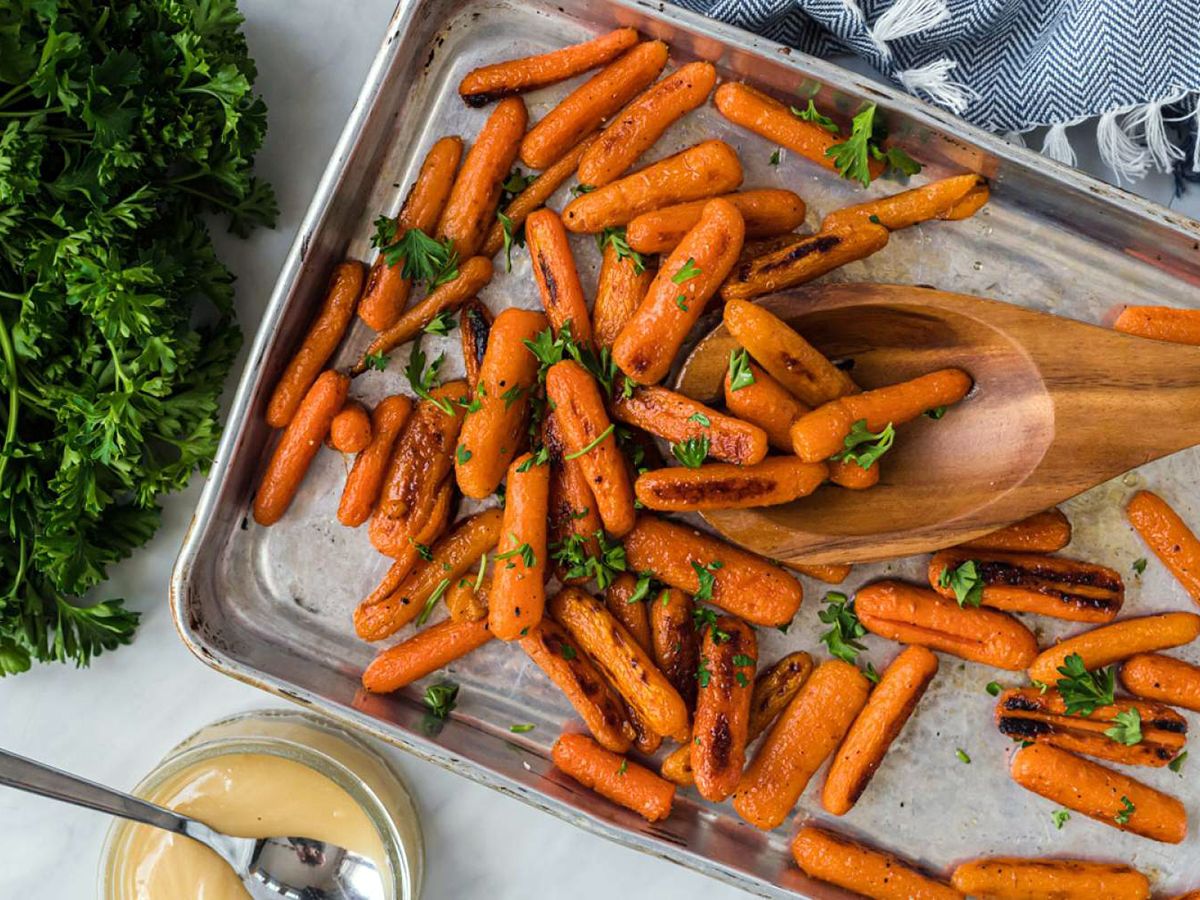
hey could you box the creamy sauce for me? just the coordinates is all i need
[114,753,388,900]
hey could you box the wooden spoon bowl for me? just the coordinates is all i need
[675,283,1200,564]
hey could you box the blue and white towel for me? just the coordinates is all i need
[674,0,1200,188]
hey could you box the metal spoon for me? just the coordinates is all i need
[0,747,386,900]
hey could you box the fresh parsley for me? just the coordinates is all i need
[1055,653,1115,717]
[673,258,703,283]
[826,103,921,187]
[791,100,838,134]
[1115,796,1136,825]
[831,419,895,470]
[456,444,472,465]
[497,211,525,273]
[424,310,456,336]
[688,412,712,428]
[674,295,689,312]
[597,226,646,274]
[550,530,628,590]
[560,643,577,661]
[627,571,656,604]
[404,339,456,414]
[986,681,1002,697]
[1170,751,1187,774]
[727,348,756,392]
[956,748,971,764]
[697,656,712,688]
[925,406,947,420]
[570,183,595,197]
[938,560,984,608]
[565,424,615,460]
[818,591,867,665]
[671,435,709,468]
[1052,809,1070,829]
[500,385,525,410]
[516,446,550,472]
[769,148,783,166]
[424,681,459,719]
[1132,558,1147,575]
[380,227,459,286]
[1104,707,1143,746]
[495,539,536,569]
[416,578,452,627]
[509,723,535,733]
[618,759,628,776]
[364,351,390,372]
[692,604,730,643]
[501,169,535,202]
[691,560,723,603]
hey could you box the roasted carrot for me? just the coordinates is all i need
[624,515,803,627]
[1114,306,1200,346]
[488,452,550,641]
[577,62,718,187]
[338,395,414,527]
[525,209,592,346]
[361,616,493,694]
[1010,743,1187,844]
[791,826,961,900]
[791,369,973,462]
[612,198,745,384]
[458,299,492,392]
[355,509,503,641]
[856,580,1039,670]
[605,573,653,652]
[951,857,1150,900]
[437,97,527,260]
[1120,652,1200,712]
[941,184,990,220]
[611,383,768,465]
[361,486,453,609]
[823,646,939,815]
[821,174,986,232]
[1127,490,1200,604]
[592,242,654,349]
[545,360,636,537]
[720,223,889,302]
[692,616,756,801]
[929,550,1123,623]
[551,732,674,823]
[994,687,1186,768]
[520,41,668,170]
[359,136,463,331]
[1027,612,1200,684]
[733,660,870,829]
[958,508,1072,553]
[355,256,494,367]
[626,189,807,254]
[622,692,665,755]
[328,401,372,453]
[544,411,602,584]
[649,587,699,712]
[254,370,349,526]
[459,27,639,106]
[739,232,808,262]
[714,82,885,178]
[786,562,853,584]
[445,574,488,623]
[521,618,635,752]
[829,458,882,489]
[562,139,743,232]
[636,457,828,512]
[266,263,361,428]
[724,358,806,450]
[455,308,547,498]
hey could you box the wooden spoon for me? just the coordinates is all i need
[675,283,1200,565]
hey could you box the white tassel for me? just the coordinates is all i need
[1096,108,1148,184]
[872,0,950,43]
[1121,93,1188,173]
[1003,130,1027,147]
[898,59,977,114]
[1040,123,1076,167]
[1193,93,1200,173]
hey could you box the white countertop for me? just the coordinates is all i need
[1,2,1197,898]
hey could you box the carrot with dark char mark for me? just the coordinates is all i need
[328,401,372,453]
[525,209,593,346]
[592,242,654,349]
[1114,306,1200,346]
[951,857,1150,900]
[1120,652,1200,712]
[958,508,1072,553]
[611,383,767,465]
[605,573,653,653]
[650,588,699,712]
[1027,611,1200,683]
[635,457,828,511]
[266,263,361,428]
[489,451,550,640]
[458,299,492,393]
[362,617,493,694]
[338,395,413,527]
[1126,490,1200,604]
[626,189,807,254]
[362,483,453,604]
[821,173,986,232]
[791,825,962,900]
[254,370,349,526]
[551,732,674,822]
[692,616,756,802]
[544,411,602,585]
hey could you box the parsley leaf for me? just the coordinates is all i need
[596,226,646,274]
[672,258,702,283]
[404,338,455,414]
[424,681,459,719]
[1104,707,1143,746]
[380,227,459,286]
[1170,751,1187,774]
[1055,653,1115,717]
[509,723,535,733]
[688,412,711,427]
[364,351,390,372]
[501,169,535,202]
[498,211,525,273]
[986,681,1002,697]
[697,656,712,688]
[495,538,536,569]
[1114,795,1136,825]
[831,419,894,470]
[956,748,971,764]
[1052,809,1070,829]
[671,435,709,468]
[770,148,783,166]
[570,183,595,197]
[818,591,867,664]
[416,578,452,627]
[938,559,984,607]
[565,424,615,460]
[691,560,722,603]
[791,100,839,134]
[456,444,471,465]
[1132,558,1147,575]
[925,406,947,420]
[424,310,456,336]
[727,348,756,392]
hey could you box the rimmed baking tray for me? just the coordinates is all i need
[171,0,1200,894]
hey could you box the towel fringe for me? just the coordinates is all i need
[898,59,977,114]
[1096,109,1149,183]
[871,0,949,44]
[1040,123,1076,166]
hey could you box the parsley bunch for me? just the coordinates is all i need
[0,0,275,674]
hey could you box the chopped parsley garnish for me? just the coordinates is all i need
[570,183,595,197]
[697,656,712,688]
[732,653,756,667]
[404,339,456,414]
[411,540,434,562]
[423,681,459,719]
[495,539,536,569]
[671,435,709,468]
[497,211,525,273]
[825,103,921,187]
[1114,795,1135,825]
[688,412,711,427]
[424,310,456,336]
[691,560,722,602]
[956,748,971,764]
[1132,558,1147,575]
[790,100,838,134]
[1055,653,1115,717]
[500,385,525,409]
[364,351,390,372]
[1052,809,1070,829]
[938,559,984,608]
[618,759,628,776]
[925,405,947,419]
[415,578,452,626]
[674,295,689,312]
[673,257,703,283]
[560,643,577,661]
[1170,751,1187,774]
[818,591,867,665]
[769,148,783,166]
[831,419,895,470]
[565,424,615,460]
[692,605,729,643]
[986,681,1002,697]
[550,530,627,590]
[501,168,535,200]
[727,348,756,392]
[597,226,646,274]
[516,446,550,472]
[380,226,459,286]
[1104,707,1143,746]
[627,571,656,604]
[509,723,535,733]
[456,444,472,464]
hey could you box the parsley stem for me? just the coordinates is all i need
[0,83,31,110]
[0,309,19,487]
[0,105,65,118]
[565,424,614,460]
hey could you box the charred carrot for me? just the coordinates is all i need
[823,646,938,815]
[649,588,699,712]
[624,515,803,627]
[1010,742,1187,844]
[1127,490,1200,604]
[611,383,768,465]
[329,401,372,453]
[692,616,756,801]
[1027,612,1200,684]
[551,732,674,822]
[254,370,349,526]
[1120,652,1200,712]
[1114,306,1200,346]
[543,411,602,584]
[445,574,488,623]
[791,369,973,462]
[791,826,961,900]
[856,580,1039,670]
[521,619,635,752]
[458,299,492,392]
[525,209,593,345]
[266,263,362,428]
[577,62,718,187]
[563,140,743,232]
[592,242,654,349]
[545,360,636,537]
[359,136,463,331]
[365,484,453,600]
[520,41,668,170]
[724,358,806,450]
[951,857,1150,900]
[622,697,664,755]
[821,173,986,232]
[786,562,853,584]
[489,452,551,641]
[733,660,870,829]
[829,459,882,489]
[361,617,493,694]
[612,198,745,384]
[627,189,807,254]
[605,573,653,652]
[929,550,1124,623]
[636,457,828,511]
[338,395,414,527]
[958,508,1072,553]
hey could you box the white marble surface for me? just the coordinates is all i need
[1,2,1197,898]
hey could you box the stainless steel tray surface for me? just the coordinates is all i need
[172,0,1200,895]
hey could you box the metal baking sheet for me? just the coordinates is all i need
[171,0,1200,895]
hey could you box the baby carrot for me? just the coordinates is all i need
[520,41,668,171]
[692,616,756,802]
[649,588,699,712]
[544,411,602,584]
[458,27,639,106]
[266,263,361,428]
[941,184,990,220]
[626,189,807,254]
[361,617,493,694]
[724,358,806,450]
[635,457,828,511]
[786,562,853,584]
[958,508,1072,553]
[445,574,488,623]
[1120,652,1200,712]
[592,242,654,349]
[551,732,674,823]
[605,573,653,653]
[733,660,870,830]
[562,139,743,232]
[254,370,349,526]
[328,401,372,453]
[1027,612,1200,684]
[489,452,551,641]
[437,97,527,260]
[951,857,1150,900]
[1010,742,1187,844]
[525,208,593,346]
[577,61,718,187]
[1127,490,1200,604]
[791,826,961,900]
[823,646,938,815]
[611,383,767,465]
[612,198,745,384]
[338,395,413,527]
[359,136,463,331]
[458,299,492,392]
[1114,306,1200,345]
[821,173,986,232]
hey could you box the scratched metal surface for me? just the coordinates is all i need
[171,0,1200,895]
